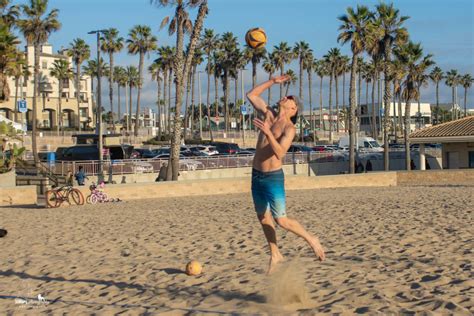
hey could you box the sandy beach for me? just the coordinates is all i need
[1,184,473,314]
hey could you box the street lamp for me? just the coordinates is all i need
[88,29,107,183]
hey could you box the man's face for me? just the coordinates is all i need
[279,96,298,117]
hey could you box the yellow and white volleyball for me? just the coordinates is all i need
[245,27,267,49]
[185,260,203,276]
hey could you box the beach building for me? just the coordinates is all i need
[359,102,432,136]
[409,116,474,169]
[0,44,94,131]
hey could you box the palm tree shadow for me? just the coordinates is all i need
[160,268,185,275]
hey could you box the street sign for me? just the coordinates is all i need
[241,106,247,115]
[17,100,27,113]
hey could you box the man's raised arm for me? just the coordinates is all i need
[246,75,290,114]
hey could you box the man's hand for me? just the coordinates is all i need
[253,118,271,136]
[272,75,291,84]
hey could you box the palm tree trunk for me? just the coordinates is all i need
[308,71,313,139]
[435,81,439,124]
[335,74,340,133]
[214,73,218,131]
[319,76,323,132]
[252,59,257,88]
[234,75,239,132]
[267,72,272,105]
[163,69,168,134]
[464,86,467,117]
[404,99,411,170]
[393,81,398,144]
[328,73,333,142]
[109,53,115,132]
[14,77,19,123]
[32,44,40,166]
[358,68,361,113]
[134,52,144,137]
[76,64,81,132]
[371,75,376,138]
[129,84,133,134]
[383,50,392,171]
[349,54,358,174]
[191,67,196,137]
[185,70,191,139]
[377,74,381,138]
[398,91,403,135]
[224,71,229,133]
[206,59,213,140]
[157,78,162,138]
[117,83,121,125]
[343,72,347,132]
[168,68,172,134]
[279,65,285,100]
[417,87,421,129]
[57,81,62,135]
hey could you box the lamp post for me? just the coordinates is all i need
[88,29,107,182]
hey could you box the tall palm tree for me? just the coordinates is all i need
[82,57,108,129]
[293,41,312,104]
[101,28,124,131]
[315,59,329,132]
[200,28,219,140]
[445,69,461,121]
[124,65,139,133]
[67,38,90,131]
[8,51,27,123]
[324,47,342,142]
[415,64,433,129]
[0,25,19,103]
[216,31,239,132]
[262,52,276,106]
[284,69,297,95]
[152,0,208,181]
[429,66,444,124]
[338,4,374,173]
[389,58,407,141]
[272,42,294,99]
[340,55,350,131]
[113,66,127,125]
[127,25,157,137]
[17,0,60,165]
[375,2,409,170]
[396,41,432,170]
[189,46,204,138]
[461,74,473,117]
[49,59,73,134]
[155,46,175,134]
[304,55,316,135]
[148,61,162,136]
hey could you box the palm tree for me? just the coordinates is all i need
[0,25,19,103]
[415,64,433,129]
[284,69,297,95]
[262,52,276,106]
[101,28,124,132]
[244,44,266,89]
[216,31,239,132]
[148,61,162,136]
[396,41,432,170]
[189,46,204,138]
[461,74,473,117]
[315,60,329,132]
[324,47,342,142]
[152,0,208,181]
[389,58,407,141]
[340,55,350,131]
[67,38,90,131]
[200,28,219,140]
[375,2,409,170]
[82,57,108,129]
[113,66,127,125]
[445,69,461,121]
[17,0,60,165]
[124,65,139,133]
[155,46,174,134]
[429,66,444,124]
[338,4,374,173]
[304,55,316,135]
[49,59,73,134]
[8,51,27,123]
[1,0,19,28]
[127,25,157,137]
[272,42,294,99]
[294,41,312,103]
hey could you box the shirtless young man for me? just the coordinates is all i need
[246,75,326,274]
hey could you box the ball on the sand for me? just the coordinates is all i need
[185,260,202,276]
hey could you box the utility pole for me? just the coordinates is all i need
[88,29,107,183]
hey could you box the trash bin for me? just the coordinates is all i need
[46,152,55,167]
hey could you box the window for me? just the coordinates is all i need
[61,92,69,98]
[42,61,47,69]
[62,78,69,88]
[469,152,474,168]
[80,108,88,118]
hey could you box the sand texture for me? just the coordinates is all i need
[1,185,473,314]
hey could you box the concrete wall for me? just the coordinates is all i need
[0,185,37,206]
[0,170,16,187]
[443,142,474,169]
[397,169,474,185]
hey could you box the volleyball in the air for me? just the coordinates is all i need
[185,260,203,276]
[245,28,267,49]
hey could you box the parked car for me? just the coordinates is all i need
[288,145,313,153]
[312,145,336,152]
[210,142,240,155]
[132,148,155,159]
[60,144,134,161]
[188,145,219,156]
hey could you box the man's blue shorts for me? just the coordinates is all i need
[251,168,286,218]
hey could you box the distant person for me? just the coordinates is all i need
[247,75,325,274]
[74,166,88,186]
[410,159,416,170]
[426,159,431,170]
[66,170,74,186]
[366,159,373,172]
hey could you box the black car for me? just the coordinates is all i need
[60,145,134,161]
[210,142,240,155]
[133,148,155,159]
[288,145,313,153]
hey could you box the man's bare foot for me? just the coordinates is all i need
[308,235,325,261]
[268,253,284,275]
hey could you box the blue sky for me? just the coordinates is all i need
[16,0,474,111]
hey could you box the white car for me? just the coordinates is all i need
[189,145,219,156]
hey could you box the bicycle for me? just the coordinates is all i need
[86,182,109,204]
[45,185,85,208]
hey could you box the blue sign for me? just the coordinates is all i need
[241,106,247,115]
[17,100,27,113]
